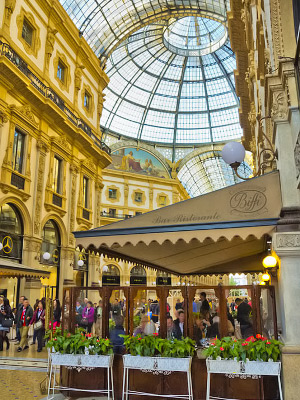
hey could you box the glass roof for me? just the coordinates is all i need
[178,151,252,197]
[101,17,242,146]
[60,0,229,63]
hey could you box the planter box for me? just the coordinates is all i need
[206,359,281,376]
[50,353,113,368]
[123,354,192,372]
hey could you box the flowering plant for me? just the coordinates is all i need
[46,328,113,355]
[121,334,196,358]
[204,335,282,362]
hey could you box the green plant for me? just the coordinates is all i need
[203,335,282,362]
[109,318,116,331]
[133,315,141,328]
[46,328,113,355]
[121,334,196,358]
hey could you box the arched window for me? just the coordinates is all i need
[130,265,147,285]
[0,203,23,261]
[102,264,120,286]
[41,220,60,265]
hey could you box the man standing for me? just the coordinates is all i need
[173,310,185,339]
[17,297,33,352]
[14,295,25,342]
[235,298,252,337]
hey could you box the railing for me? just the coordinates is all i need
[100,211,133,220]
[0,41,111,155]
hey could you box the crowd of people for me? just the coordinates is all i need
[0,295,62,353]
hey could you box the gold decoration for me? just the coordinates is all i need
[45,27,58,72]
[69,164,78,245]
[0,111,9,127]
[53,51,71,92]
[81,83,95,119]
[16,8,41,58]
[75,64,85,92]
[156,192,170,207]
[131,189,146,206]
[34,140,49,235]
[105,185,121,203]
[271,91,288,121]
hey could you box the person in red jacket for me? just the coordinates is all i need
[30,300,45,352]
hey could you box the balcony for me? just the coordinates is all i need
[100,211,133,220]
[0,41,111,156]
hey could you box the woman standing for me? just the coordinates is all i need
[0,297,13,351]
[53,299,61,329]
[94,300,103,337]
[81,301,94,334]
[30,300,45,352]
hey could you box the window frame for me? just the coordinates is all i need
[83,176,89,209]
[12,128,26,174]
[22,17,34,47]
[84,90,91,110]
[108,188,117,199]
[135,191,143,203]
[57,59,66,83]
[52,155,62,194]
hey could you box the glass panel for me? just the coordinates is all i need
[133,289,158,336]
[193,288,219,344]
[167,289,185,339]
[52,156,62,194]
[75,289,103,336]
[226,287,254,339]
[83,176,89,209]
[22,18,33,46]
[109,289,127,338]
[62,288,71,332]
[57,60,65,81]
[12,130,25,173]
[259,288,275,339]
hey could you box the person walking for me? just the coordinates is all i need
[30,300,45,352]
[0,297,13,351]
[14,295,24,342]
[53,299,61,329]
[17,297,33,352]
[31,299,39,345]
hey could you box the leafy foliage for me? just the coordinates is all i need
[46,328,113,355]
[121,334,196,358]
[204,335,282,362]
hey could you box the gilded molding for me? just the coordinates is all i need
[132,189,146,206]
[34,148,47,234]
[9,104,38,128]
[16,7,41,58]
[105,184,121,203]
[53,51,71,93]
[75,64,85,92]
[4,0,16,30]
[45,27,58,72]
[0,111,9,127]
[81,83,95,119]
[156,192,170,207]
[270,0,284,63]
[69,165,78,245]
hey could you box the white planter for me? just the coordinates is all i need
[123,354,192,373]
[51,353,113,368]
[206,358,281,376]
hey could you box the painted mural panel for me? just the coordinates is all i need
[108,148,170,179]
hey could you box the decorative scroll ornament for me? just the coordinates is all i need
[0,111,9,127]
[271,91,288,121]
[45,27,58,71]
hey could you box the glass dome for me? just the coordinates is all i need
[101,16,242,146]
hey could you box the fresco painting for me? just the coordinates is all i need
[108,148,170,179]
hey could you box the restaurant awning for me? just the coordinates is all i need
[74,172,282,275]
[0,258,51,279]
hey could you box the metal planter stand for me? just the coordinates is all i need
[122,354,193,400]
[206,359,283,400]
[47,352,114,399]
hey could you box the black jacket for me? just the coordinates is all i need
[173,319,184,339]
[237,302,252,326]
[17,305,33,327]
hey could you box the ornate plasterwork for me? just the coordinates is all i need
[275,234,300,249]
[132,189,146,206]
[156,192,170,208]
[45,27,58,72]
[0,110,9,127]
[69,164,79,246]
[271,91,288,121]
[16,8,41,58]
[105,185,121,203]
[295,133,300,180]
[81,83,95,119]
[97,91,106,121]
[34,140,49,235]
[270,0,284,64]
[4,0,16,30]
[75,64,85,92]
[53,51,71,92]
[9,104,38,128]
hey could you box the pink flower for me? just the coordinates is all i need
[67,333,71,337]
[266,341,271,345]
[220,347,224,351]
[54,338,57,341]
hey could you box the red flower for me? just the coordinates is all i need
[105,338,109,341]
[210,343,215,346]
[54,338,57,341]
[220,347,224,351]
[266,341,271,345]
[153,333,158,336]
[138,337,142,340]
[97,339,99,343]
[261,336,267,341]
[242,343,248,346]
[67,333,71,337]
[256,334,262,339]
[246,336,256,342]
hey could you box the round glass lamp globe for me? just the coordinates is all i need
[259,281,266,286]
[263,255,277,268]
[102,265,109,272]
[43,252,51,261]
[0,243,2,251]
[262,272,271,282]
[222,142,246,165]
[77,259,84,267]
